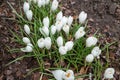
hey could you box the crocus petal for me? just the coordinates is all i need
[51,0,59,11]
[56,11,63,21]
[24,24,30,35]
[55,20,63,32]
[43,17,49,28]
[52,70,65,80]
[23,2,30,13]
[21,45,33,52]
[67,16,73,26]
[65,41,74,51]
[63,25,70,35]
[44,37,51,49]
[22,37,31,44]
[59,46,67,55]
[45,0,50,5]
[39,26,49,36]
[51,25,57,35]
[61,16,68,26]
[86,36,98,47]
[85,54,94,63]
[26,10,33,21]
[91,46,101,58]
[56,36,63,47]
[79,11,87,24]
[37,38,45,48]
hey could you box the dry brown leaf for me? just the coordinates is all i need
[79,66,89,75]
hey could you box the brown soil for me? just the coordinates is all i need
[0,0,120,80]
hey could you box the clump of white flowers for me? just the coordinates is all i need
[13,0,109,79]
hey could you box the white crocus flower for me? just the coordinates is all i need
[23,2,30,13]
[63,24,70,35]
[24,24,30,35]
[104,68,115,79]
[85,54,94,63]
[62,70,75,80]
[74,27,85,40]
[67,16,73,26]
[43,17,49,28]
[59,46,68,55]
[65,41,74,51]
[41,0,45,5]
[56,11,63,21]
[38,0,42,7]
[91,46,101,58]
[86,36,98,47]
[22,37,31,44]
[55,20,63,32]
[26,10,33,21]
[45,0,50,5]
[21,45,33,52]
[56,36,63,47]
[44,37,51,49]
[39,26,49,36]
[79,11,87,24]
[52,70,65,80]
[51,25,56,35]
[61,16,68,26]
[51,0,59,11]
[37,38,45,48]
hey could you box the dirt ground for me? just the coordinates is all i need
[0,0,120,80]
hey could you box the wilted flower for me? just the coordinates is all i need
[26,10,33,21]
[62,70,75,80]
[51,25,56,35]
[67,16,73,26]
[44,37,51,49]
[56,11,63,21]
[79,11,87,24]
[37,38,45,48]
[23,2,30,13]
[52,70,65,80]
[56,36,63,47]
[74,27,85,40]
[51,0,59,11]
[86,36,98,47]
[43,16,49,28]
[104,68,115,79]
[91,46,101,58]
[22,37,31,44]
[24,24,30,35]
[21,45,33,52]
[63,24,70,35]
[39,26,49,36]
[65,41,74,51]
[59,46,67,55]
[85,54,94,63]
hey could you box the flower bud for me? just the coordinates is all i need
[26,10,33,21]
[24,24,30,35]
[91,46,101,58]
[52,70,65,80]
[21,45,33,52]
[37,38,45,48]
[39,26,49,36]
[51,0,58,11]
[43,17,49,28]
[22,37,30,44]
[59,46,67,55]
[56,36,63,47]
[86,36,97,47]
[44,37,51,49]
[85,54,94,63]
[79,11,87,24]
[67,16,73,26]
[23,2,30,13]
[65,41,74,51]
[63,24,70,35]
[51,25,56,35]
[56,11,63,21]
